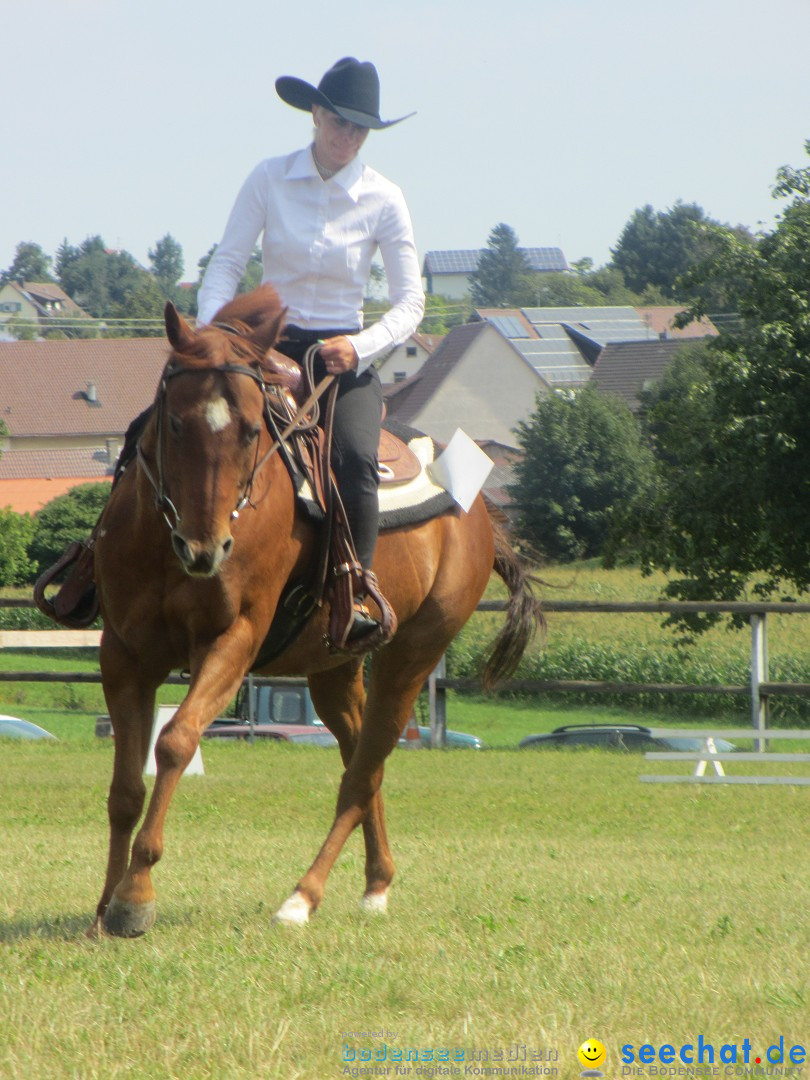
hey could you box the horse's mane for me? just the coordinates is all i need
[212,284,285,335]
[169,284,287,369]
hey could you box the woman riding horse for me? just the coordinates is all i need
[197,57,424,644]
[80,286,542,938]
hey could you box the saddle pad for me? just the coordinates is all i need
[293,420,456,530]
[377,421,456,530]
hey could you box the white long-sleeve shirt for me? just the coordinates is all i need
[196,146,425,373]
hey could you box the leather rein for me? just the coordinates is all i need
[136,342,333,535]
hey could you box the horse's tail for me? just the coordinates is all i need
[482,500,545,691]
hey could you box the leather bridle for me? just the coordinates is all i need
[136,344,333,536]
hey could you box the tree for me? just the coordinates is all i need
[0,508,36,585]
[196,244,263,308]
[113,272,166,335]
[149,233,184,297]
[509,384,655,561]
[29,483,111,573]
[604,340,727,610]
[624,140,810,619]
[610,201,754,305]
[1,241,55,286]
[57,235,116,315]
[528,267,651,308]
[469,223,532,307]
[54,238,80,281]
[56,235,163,330]
[418,293,471,335]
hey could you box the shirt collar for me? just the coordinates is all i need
[285,146,364,202]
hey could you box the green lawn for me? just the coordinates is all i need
[2,737,809,1079]
[3,563,810,1076]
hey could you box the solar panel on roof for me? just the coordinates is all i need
[488,315,530,338]
[424,248,568,275]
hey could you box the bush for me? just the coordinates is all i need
[28,482,111,577]
[0,507,37,585]
[509,384,655,561]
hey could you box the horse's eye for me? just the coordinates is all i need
[168,414,183,438]
[243,423,261,447]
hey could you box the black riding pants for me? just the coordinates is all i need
[276,330,383,572]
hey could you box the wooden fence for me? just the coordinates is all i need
[4,598,810,748]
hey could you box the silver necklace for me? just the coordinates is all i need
[312,145,339,180]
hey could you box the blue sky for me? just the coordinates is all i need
[3,0,809,283]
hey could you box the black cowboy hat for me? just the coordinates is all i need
[275,57,414,130]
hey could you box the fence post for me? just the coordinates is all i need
[750,613,768,751]
[428,655,447,749]
[247,672,256,744]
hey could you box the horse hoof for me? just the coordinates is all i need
[359,889,389,915]
[272,891,311,926]
[102,896,156,938]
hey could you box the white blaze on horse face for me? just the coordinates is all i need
[204,396,232,434]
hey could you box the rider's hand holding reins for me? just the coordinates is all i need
[319,335,359,374]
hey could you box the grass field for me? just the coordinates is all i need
[2,736,810,1080]
[3,563,810,1078]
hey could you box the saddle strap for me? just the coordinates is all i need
[314,375,339,604]
[325,491,398,654]
[33,539,100,629]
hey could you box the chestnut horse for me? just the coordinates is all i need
[89,285,541,938]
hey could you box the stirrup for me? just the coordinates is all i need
[327,570,397,655]
[346,600,381,643]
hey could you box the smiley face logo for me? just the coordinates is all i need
[578,1039,607,1071]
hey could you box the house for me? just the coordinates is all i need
[0,281,90,335]
[383,320,549,447]
[589,338,697,412]
[422,247,568,299]
[376,331,442,384]
[0,337,169,512]
[474,305,718,390]
[475,440,522,516]
[635,306,718,340]
[0,448,116,515]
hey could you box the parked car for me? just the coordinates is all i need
[519,723,737,753]
[399,725,484,750]
[233,683,483,749]
[0,715,57,741]
[204,720,338,746]
[233,682,320,726]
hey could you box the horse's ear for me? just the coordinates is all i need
[164,302,196,352]
[251,307,288,353]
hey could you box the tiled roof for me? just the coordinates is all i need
[423,248,568,275]
[590,339,690,411]
[635,306,719,339]
[0,337,169,437]
[477,441,521,510]
[0,447,115,479]
[411,332,443,353]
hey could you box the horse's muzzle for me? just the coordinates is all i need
[170,530,234,577]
